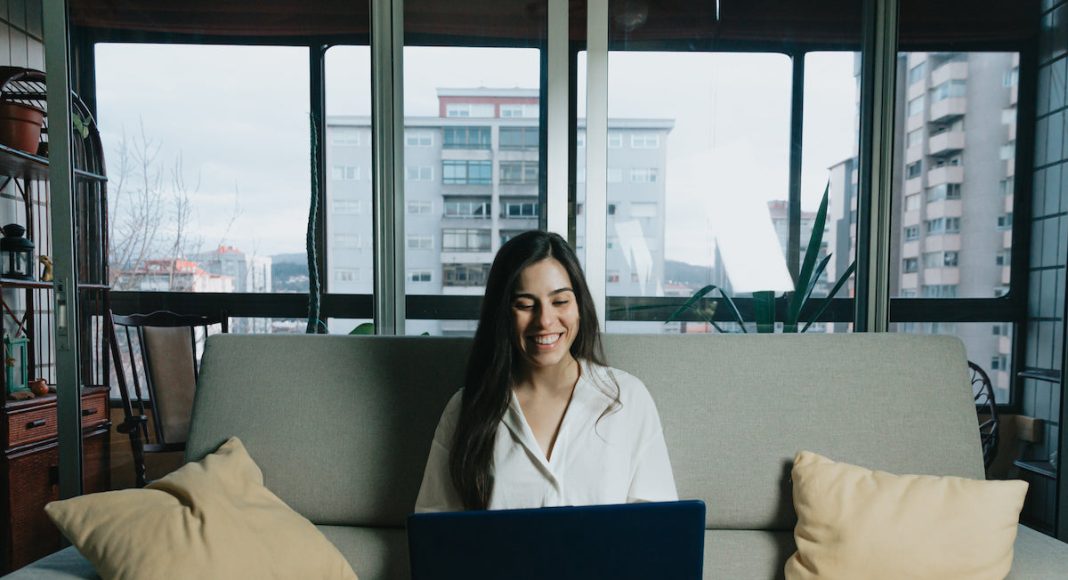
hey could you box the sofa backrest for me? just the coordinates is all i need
[185,333,983,531]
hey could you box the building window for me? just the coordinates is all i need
[608,203,617,216]
[906,128,924,148]
[607,168,623,183]
[943,251,959,267]
[500,104,538,118]
[407,235,433,250]
[999,142,1016,160]
[443,228,491,252]
[443,126,491,149]
[499,127,539,149]
[905,161,923,179]
[499,230,522,246]
[335,269,359,282]
[630,202,657,218]
[406,166,434,182]
[907,62,926,85]
[405,131,434,147]
[630,134,660,148]
[607,271,620,283]
[443,263,491,287]
[923,251,959,268]
[629,168,658,183]
[907,95,925,117]
[407,200,433,215]
[996,213,1013,229]
[332,198,362,215]
[905,194,920,211]
[1003,68,1019,87]
[608,132,623,148]
[921,284,958,298]
[445,103,494,118]
[926,183,961,201]
[331,165,360,181]
[925,217,961,234]
[904,226,920,240]
[331,131,360,146]
[999,177,1014,196]
[443,198,491,218]
[500,160,539,184]
[990,355,1008,371]
[995,250,1011,266]
[930,80,967,103]
[503,200,539,218]
[903,258,918,273]
[442,160,492,184]
[408,270,432,283]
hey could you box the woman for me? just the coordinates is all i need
[415,230,677,511]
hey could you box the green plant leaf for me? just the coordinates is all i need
[801,261,857,333]
[752,291,776,333]
[349,322,375,335]
[788,183,830,324]
[665,285,718,323]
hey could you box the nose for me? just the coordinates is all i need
[538,302,554,328]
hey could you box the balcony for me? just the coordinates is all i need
[905,176,923,195]
[929,98,966,123]
[922,267,960,285]
[905,144,924,163]
[903,209,921,227]
[902,240,920,257]
[901,273,918,288]
[925,200,963,219]
[924,234,962,252]
[927,165,964,186]
[928,129,965,155]
[931,61,968,85]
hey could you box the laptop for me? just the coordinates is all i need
[407,500,705,580]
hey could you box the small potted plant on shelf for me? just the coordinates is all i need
[0,99,44,154]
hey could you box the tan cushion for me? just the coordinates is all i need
[785,450,1027,580]
[45,437,358,580]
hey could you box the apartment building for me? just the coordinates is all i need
[326,88,672,335]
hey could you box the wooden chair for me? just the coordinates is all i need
[107,310,227,487]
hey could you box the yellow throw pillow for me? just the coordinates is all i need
[785,450,1027,580]
[45,437,358,580]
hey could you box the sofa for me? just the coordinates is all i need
[8,333,1068,579]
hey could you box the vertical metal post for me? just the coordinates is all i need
[310,46,328,299]
[855,0,898,332]
[585,0,609,331]
[43,0,83,499]
[371,0,405,335]
[546,0,569,239]
[788,55,805,282]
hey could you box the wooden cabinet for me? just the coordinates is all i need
[0,387,110,573]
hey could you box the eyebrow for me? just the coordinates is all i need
[513,288,575,299]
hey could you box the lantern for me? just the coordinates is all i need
[0,223,33,279]
[4,335,28,395]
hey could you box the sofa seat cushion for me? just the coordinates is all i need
[1,546,97,579]
[704,530,796,579]
[317,526,409,580]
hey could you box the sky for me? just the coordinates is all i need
[94,43,857,275]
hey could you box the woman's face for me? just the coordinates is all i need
[512,257,581,373]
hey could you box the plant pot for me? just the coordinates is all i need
[0,102,45,154]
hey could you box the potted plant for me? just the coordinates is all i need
[0,100,44,154]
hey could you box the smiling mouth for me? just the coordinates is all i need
[530,333,563,346]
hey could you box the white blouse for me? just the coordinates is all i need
[414,360,678,512]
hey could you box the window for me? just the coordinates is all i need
[500,104,538,118]
[331,165,361,180]
[629,168,658,183]
[999,142,1015,160]
[924,251,959,268]
[335,269,359,282]
[608,133,623,148]
[925,217,961,234]
[905,194,920,211]
[906,128,924,148]
[999,177,1014,196]
[406,166,434,182]
[503,200,538,218]
[407,200,433,214]
[607,168,623,183]
[907,62,926,84]
[576,132,586,148]
[332,198,362,214]
[607,271,620,283]
[499,127,539,149]
[903,258,918,273]
[443,126,491,149]
[500,161,539,184]
[630,202,657,218]
[905,161,923,179]
[995,250,1011,266]
[904,226,920,240]
[926,183,961,201]
[407,235,433,250]
[405,131,433,147]
[608,203,617,216]
[442,160,492,184]
[630,134,660,148]
[922,284,958,298]
[442,229,491,252]
[943,251,959,267]
[1003,68,1018,87]
[445,103,494,117]
[907,95,925,117]
[408,270,432,283]
[990,355,1008,371]
[996,214,1012,229]
[443,263,491,287]
[930,80,966,102]
[443,198,491,218]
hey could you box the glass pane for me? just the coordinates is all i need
[890,51,1019,299]
[890,322,1014,403]
[325,46,374,300]
[402,0,545,335]
[97,44,310,293]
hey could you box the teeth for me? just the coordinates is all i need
[533,334,560,345]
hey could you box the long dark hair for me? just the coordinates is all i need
[449,230,609,510]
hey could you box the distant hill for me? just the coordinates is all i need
[270,252,307,265]
[664,260,713,287]
[272,261,309,293]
